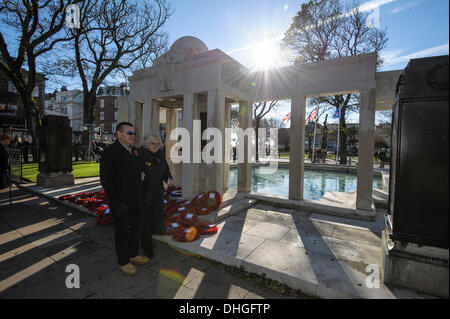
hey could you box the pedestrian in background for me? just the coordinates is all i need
[379,147,388,168]
[0,134,12,190]
[100,122,147,276]
[21,138,31,164]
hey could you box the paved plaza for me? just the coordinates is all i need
[0,178,435,299]
[0,185,308,299]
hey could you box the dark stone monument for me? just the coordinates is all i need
[381,55,449,298]
[37,115,74,187]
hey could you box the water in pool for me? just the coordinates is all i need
[228,166,384,200]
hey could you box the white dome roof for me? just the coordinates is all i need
[169,36,209,59]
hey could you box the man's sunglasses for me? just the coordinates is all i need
[121,130,136,136]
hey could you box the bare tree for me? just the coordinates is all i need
[283,0,388,164]
[253,100,278,161]
[50,0,172,137]
[0,0,81,152]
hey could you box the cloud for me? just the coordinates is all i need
[382,44,449,66]
[390,1,420,13]
[358,0,397,12]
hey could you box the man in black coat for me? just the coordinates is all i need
[100,122,148,276]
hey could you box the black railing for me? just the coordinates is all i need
[8,149,23,184]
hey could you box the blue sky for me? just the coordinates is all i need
[165,0,449,71]
[3,0,446,124]
[164,0,449,124]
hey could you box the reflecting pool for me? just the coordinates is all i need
[228,166,384,200]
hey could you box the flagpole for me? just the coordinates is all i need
[336,105,341,165]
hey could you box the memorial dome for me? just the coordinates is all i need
[169,36,209,60]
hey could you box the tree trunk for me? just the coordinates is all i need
[339,115,347,165]
[255,118,260,161]
[321,114,328,150]
[307,124,313,159]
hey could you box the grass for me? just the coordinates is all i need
[11,161,100,183]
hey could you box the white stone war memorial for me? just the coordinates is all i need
[118,36,400,213]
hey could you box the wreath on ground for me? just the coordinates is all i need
[59,187,220,241]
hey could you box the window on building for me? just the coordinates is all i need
[32,86,39,97]
[112,122,117,133]
[100,124,104,133]
[100,111,104,121]
[114,111,118,121]
[8,81,17,93]
[100,99,104,108]
[114,99,118,107]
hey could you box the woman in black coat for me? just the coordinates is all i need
[139,133,173,258]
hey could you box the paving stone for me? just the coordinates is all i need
[12,218,67,237]
[76,225,115,250]
[132,275,194,299]
[279,229,305,248]
[0,238,36,264]
[309,212,385,234]
[63,216,97,232]
[0,229,25,251]
[145,251,213,286]
[25,228,84,250]
[57,248,118,282]
[238,208,297,228]
[245,222,290,242]
[0,254,65,296]
[58,248,117,282]
[0,219,13,234]
[84,266,159,299]
[1,273,95,299]
[292,216,336,237]
[243,240,318,292]
[44,237,105,263]
[216,215,259,233]
[183,268,250,299]
[192,226,265,261]
[331,225,381,247]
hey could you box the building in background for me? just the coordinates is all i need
[44,87,83,143]
[0,66,46,142]
[95,85,128,142]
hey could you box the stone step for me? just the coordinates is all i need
[197,198,258,224]
[248,192,376,221]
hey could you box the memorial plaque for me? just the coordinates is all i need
[37,115,74,187]
[388,55,449,249]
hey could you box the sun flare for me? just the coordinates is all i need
[253,41,280,70]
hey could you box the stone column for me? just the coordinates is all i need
[289,95,306,200]
[142,98,152,145]
[165,108,179,184]
[134,101,144,147]
[206,89,226,194]
[237,100,252,193]
[182,93,200,199]
[223,103,232,191]
[356,88,376,210]
[150,99,160,134]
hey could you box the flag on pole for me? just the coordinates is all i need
[305,107,317,125]
[332,108,340,119]
[282,112,291,123]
